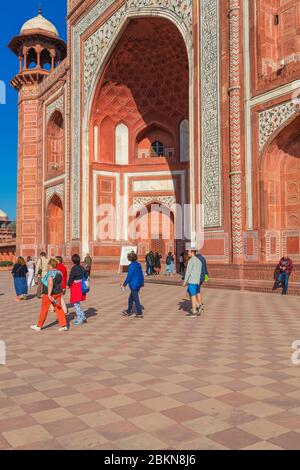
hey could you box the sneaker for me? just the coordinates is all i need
[31,325,41,332]
[186,312,197,318]
[135,314,144,318]
[74,320,84,326]
[122,310,134,317]
[59,326,68,332]
[197,304,204,316]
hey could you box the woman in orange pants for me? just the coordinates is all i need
[31,258,68,332]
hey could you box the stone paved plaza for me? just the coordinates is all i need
[0,271,300,450]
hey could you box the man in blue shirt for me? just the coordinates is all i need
[122,252,145,318]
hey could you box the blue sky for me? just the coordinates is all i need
[0,1,66,220]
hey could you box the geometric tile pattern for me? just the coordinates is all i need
[0,272,300,449]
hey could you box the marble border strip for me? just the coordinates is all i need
[200,0,222,228]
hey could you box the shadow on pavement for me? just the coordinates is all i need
[178,299,191,313]
[42,307,98,330]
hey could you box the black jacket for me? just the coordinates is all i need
[67,265,88,287]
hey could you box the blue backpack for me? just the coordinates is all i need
[136,265,145,289]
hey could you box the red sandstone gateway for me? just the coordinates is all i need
[8,1,300,290]
[0,209,16,262]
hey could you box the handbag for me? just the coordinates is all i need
[82,274,90,294]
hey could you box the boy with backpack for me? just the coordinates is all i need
[122,252,145,318]
[183,249,202,317]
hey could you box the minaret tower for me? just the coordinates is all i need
[8,9,66,256]
[9,6,66,89]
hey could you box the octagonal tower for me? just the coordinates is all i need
[8,9,66,257]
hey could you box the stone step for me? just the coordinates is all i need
[144,274,300,296]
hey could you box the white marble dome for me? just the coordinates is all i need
[21,14,59,37]
[0,209,8,221]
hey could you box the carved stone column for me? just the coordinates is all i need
[36,45,41,69]
[228,0,243,261]
[50,50,56,70]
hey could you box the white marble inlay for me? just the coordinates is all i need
[200,0,222,228]
[94,125,99,162]
[133,180,176,193]
[180,119,189,163]
[115,123,129,165]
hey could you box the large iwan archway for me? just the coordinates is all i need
[261,115,300,259]
[89,16,190,257]
[262,116,300,231]
[46,194,64,254]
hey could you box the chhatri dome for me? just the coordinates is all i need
[0,209,8,221]
[20,8,59,38]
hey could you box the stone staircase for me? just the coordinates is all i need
[144,274,300,296]
[92,261,300,296]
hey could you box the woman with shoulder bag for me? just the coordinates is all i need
[31,258,68,332]
[12,257,28,301]
[67,254,89,326]
[165,252,175,277]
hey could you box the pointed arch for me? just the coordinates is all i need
[261,114,300,232]
[46,110,65,176]
[77,7,194,253]
[46,194,64,252]
[115,123,129,165]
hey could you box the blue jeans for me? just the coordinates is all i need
[146,263,153,275]
[279,272,289,293]
[74,302,86,322]
[128,289,142,316]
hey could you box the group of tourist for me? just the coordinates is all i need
[124,248,209,319]
[11,252,93,302]
[145,251,177,277]
[10,248,295,332]
[11,253,93,332]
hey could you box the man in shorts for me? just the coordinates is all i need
[183,249,202,318]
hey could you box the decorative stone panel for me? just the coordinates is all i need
[200,0,222,228]
[83,0,192,102]
[265,230,281,262]
[46,94,64,123]
[259,101,296,155]
[46,183,64,206]
[243,230,259,262]
[133,196,177,212]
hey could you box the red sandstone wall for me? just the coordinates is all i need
[16,92,43,258]
[252,0,300,94]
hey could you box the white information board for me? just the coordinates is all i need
[119,246,138,273]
